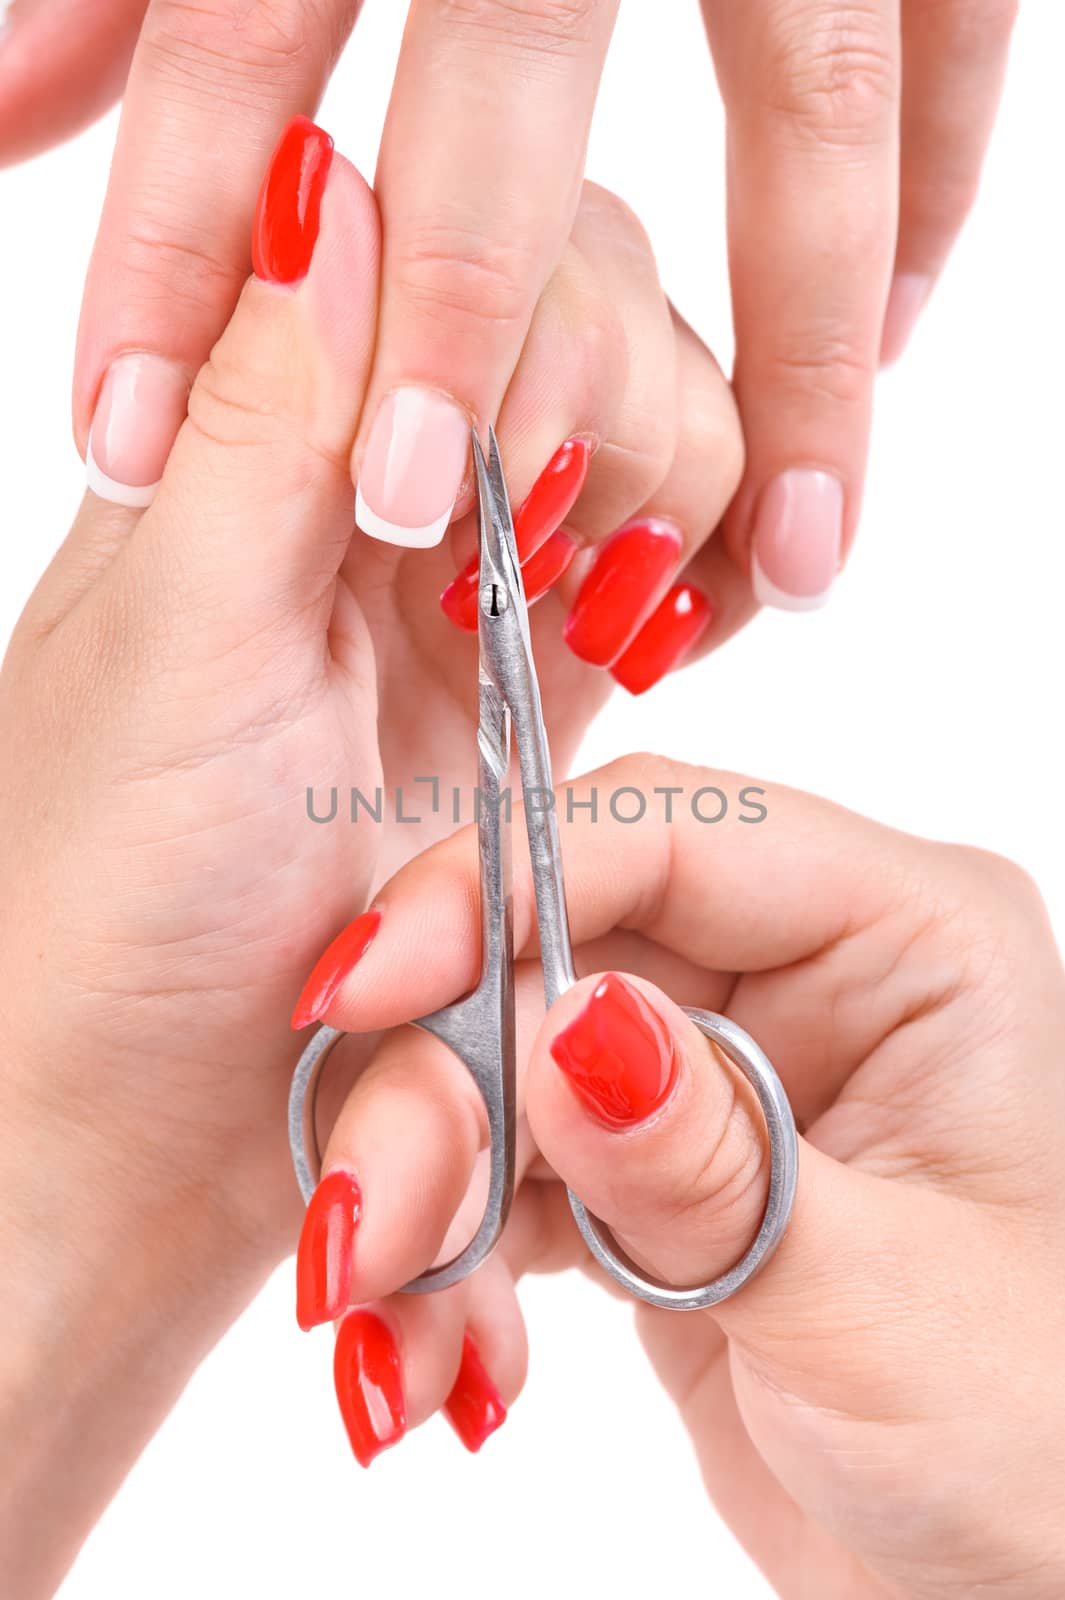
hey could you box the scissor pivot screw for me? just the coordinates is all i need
[480,582,509,617]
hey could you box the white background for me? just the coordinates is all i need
[2,2,1063,1597]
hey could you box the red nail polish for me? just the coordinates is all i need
[563,518,682,668]
[334,1311,407,1468]
[514,437,590,555]
[444,1333,508,1453]
[440,438,590,630]
[252,115,334,285]
[610,583,712,695]
[550,973,677,1128]
[523,527,578,605]
[296,1170,362,1331]
[291,908,381,1030]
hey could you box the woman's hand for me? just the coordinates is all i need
[0,1,1017,618]
[309,756,1065,1595]
[0,116,743,1592]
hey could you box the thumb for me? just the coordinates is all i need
[121,116,381,628]
[528,971,954,1394]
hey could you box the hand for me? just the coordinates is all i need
[307,756,1065,1595]
[0,119,742,1591]
[0,2,1017,628]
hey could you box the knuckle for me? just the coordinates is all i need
[434,0,602,55]
[120,213,238,316]
[761,4,897,144]
[187,340,295,454]
[606,404,677,503]
[674,1076,770,1239]
[761,325,873,408]
[142,0,333,96]
[391,219,541,332]
[952,845,1046,914]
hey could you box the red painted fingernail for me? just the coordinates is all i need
[334,1311,407,1468]
[296,1170,362,1331]
[444,1333,508,1453]
[523,527,578,605]
[610,583,712,695]
[291,909,381,1030]
[562,518,682,668]
[550,973,677,1128]
[514,437,591,556]
[440,438,590,630]
[252,115,334,285]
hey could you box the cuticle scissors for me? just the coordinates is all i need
[288,427,798,1311]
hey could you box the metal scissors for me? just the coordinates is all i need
[289,427,798,1311]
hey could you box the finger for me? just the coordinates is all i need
[296,943,554,1321]
[302,759,903,1039]
[72,0,361,504]
[0,0,144,166]
[105,121,380,636]
[439,183,688,634]
[526,966,1046,1575]
[602,310,746,690]
[324,1243,524,1465]
[351,0,620,549]
[883,0,1018,364]
[702,0,900,610]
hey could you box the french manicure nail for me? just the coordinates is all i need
[444,1333,507,1453]
[356,389,468,549]
[252,115,334,286]
[86,354,191,508]
[610,582,711,696]
[296,1170,362,1331]
[880,272,932,367]
[440,438,590,628]
[563,518,682,668]
[291,908,381,1030]
[750,470,843,612]
[550,973,677,1129]
[334,1311,407,1468]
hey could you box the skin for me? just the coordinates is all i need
[0,0,1019,598]
[0,157,743,1594]
[320,757,1065,1599]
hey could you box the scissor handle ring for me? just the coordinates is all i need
[288,1015,515,1295]
[566,1009,799,1312]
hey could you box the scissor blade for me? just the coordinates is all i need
[473,427,522,601]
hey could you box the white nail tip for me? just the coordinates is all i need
[86,444,160,509]
[751,553,833,613]
[355,484,452,550]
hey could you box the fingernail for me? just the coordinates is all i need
[291,909,381,1030]
[563,518,682,668]
[296,1170,362,1331]
[441,526,578,631]
[86,354,191,508]
[252,115,334,286]
[334,1311,406,1468]
[610,583,711,696]
[0,1,15,40]
[750,470,843,612]
[356,389,468,549]
[523,528,578,606]
[550,973,677,1129]
[444,1333,508,1453]
[440,438,590,629]
[880,272,932,367]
